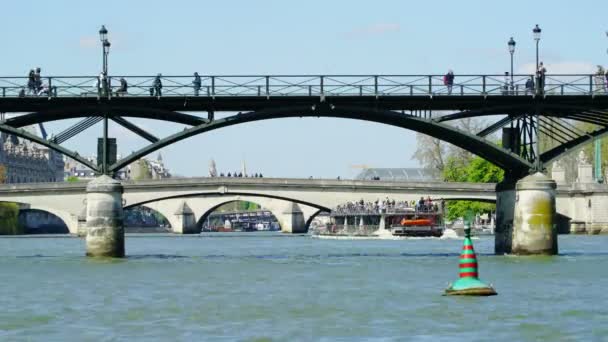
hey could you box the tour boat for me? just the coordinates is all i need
[313,206,444,238]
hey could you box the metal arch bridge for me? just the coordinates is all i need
[1,73,608,178]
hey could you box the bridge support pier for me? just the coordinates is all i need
[495,178,516,255]
[172,201,200,234]
[512,173,558,255]
[85,176,125,258]
[279,203,306,234]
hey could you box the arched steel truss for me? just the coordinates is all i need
[3,100,608,178]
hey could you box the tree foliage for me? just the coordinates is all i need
[442,155,504,221]
[0,202,23,235]
[66,176,80,182]
[0,164,6,184]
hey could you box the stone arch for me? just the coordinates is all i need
[18,208,69,234]
[123,204,171,233]
[196,199,282,232]
[0,202,77,234]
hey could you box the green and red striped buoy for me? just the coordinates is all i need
[444,227,497,296]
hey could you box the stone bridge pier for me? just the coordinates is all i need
[495,172,558,255]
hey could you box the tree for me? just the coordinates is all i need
[442,155,504,221]
[66,176,80,182]
[0,164,6,184]
[412,116,484,172]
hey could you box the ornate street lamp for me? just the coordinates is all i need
[99,25,110,75]
[508,37,516,92]
[533,25,541,72]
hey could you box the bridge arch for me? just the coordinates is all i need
[108,105,533,176]
[196,199,282,232]
[0,201,77,234]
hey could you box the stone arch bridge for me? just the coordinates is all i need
[1,177,607,236]
[0,177,497,234]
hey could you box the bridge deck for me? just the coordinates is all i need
[2,74,607,112]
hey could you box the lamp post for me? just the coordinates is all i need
[532,25,542,170]
[99,25,110,75]
[533,25,541,72]
[98,25,111,174]
[508,37,516,93]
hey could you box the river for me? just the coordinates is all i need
[0,233,607,341]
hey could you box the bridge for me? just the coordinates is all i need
[0,177,496,235]
[1,73,608,257]
[1,176,607,236]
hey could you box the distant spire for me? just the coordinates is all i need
[157,153,163,163]
[209,159,217,177]
[241,160,247,177]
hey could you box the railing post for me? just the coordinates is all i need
[590,75,593,95]
[257,86,261,96]
[428,76,432,95]
[265,76,270,96]
[409,85,413,96]
[2,87,4,97]
[482,76,486,94]
[308,85,312,96]
[320,76,324,95]
[206,86,210,97]
[561,85,564,95]
[374,75,378,96]
[211,76,215,96]
[359,85,363,96]
[460,85,464,96]
[48,77,52,98]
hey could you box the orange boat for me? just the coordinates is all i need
[400,218,433,226]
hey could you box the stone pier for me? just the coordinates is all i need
[512,173,558,255]
[172,201,200,234]
[278,202,306,233]
[494,178,516,255]
[85,175,125,258]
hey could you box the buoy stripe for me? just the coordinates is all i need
[459,272,478,278]
[462,245,474,250]
[459,254,476,259]
[459,262,478,268]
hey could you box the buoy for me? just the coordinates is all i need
[444,227,497,296]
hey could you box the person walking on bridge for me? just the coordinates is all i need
[444,70,455,95]
[193,72,201,96]
[152,74,163,97]
[537,62,547,94]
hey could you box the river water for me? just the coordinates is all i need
[0,233,607,341]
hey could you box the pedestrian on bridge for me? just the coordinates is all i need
[525,77,534,95]
[27,70,36,95]
[444,70,455,95]
[193,72,201,96]
[116,78,128,97]
[537,62,547,93]
[152,74,163,97]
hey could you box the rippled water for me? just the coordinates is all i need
[0,233,607,341]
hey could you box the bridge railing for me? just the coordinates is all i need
[1,74,606,98]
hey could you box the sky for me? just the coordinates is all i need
[2,0,607,178]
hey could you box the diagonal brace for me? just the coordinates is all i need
[110,116,159,143]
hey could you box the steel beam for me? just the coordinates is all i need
[111,116,159,143]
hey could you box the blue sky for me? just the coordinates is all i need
[2,0,607,178]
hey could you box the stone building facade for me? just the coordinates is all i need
[0,128,64,184]
[64,153,170,181]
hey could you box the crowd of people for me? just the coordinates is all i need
[333,197,441,215]
[216,172,264,178]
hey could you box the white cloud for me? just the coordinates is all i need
[344,23,401,38]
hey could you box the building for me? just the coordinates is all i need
[0,125,64,184]
[355,168,442,182]
[64,153,170,181]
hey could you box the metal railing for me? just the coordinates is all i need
[0,74,607,98]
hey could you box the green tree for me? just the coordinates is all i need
[0,202,23,235]
[66,176,80,182]
[442,155,504,221]
[0,164,6,184]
